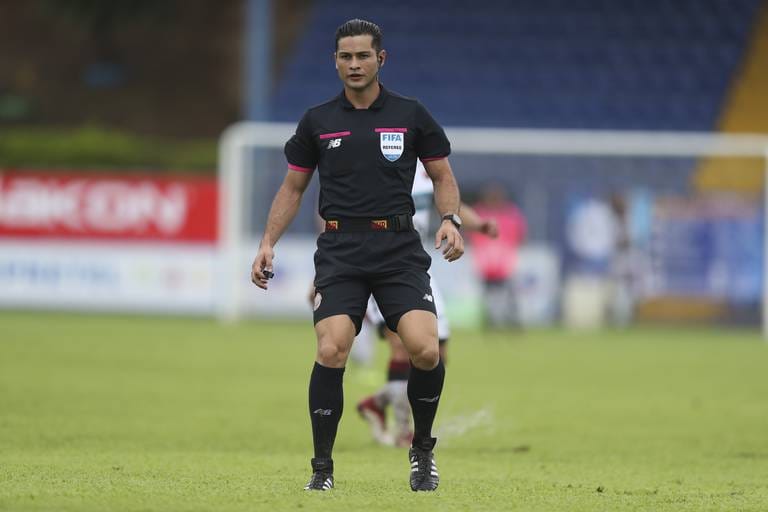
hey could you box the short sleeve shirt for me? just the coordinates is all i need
[284,85,450,219]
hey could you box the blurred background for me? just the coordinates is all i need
[2,0,768,330]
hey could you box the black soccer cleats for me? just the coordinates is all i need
[304,445,441,492]
[304,457,334,491]
[409,438,439,491]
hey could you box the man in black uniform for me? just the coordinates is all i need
[251,19,464,492]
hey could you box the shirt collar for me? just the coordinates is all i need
[339,83,389,111]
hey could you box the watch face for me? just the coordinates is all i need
[444,214,461,227]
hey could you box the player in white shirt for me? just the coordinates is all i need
[356,161,498,446]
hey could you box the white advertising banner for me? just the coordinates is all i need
[0,240,216,314]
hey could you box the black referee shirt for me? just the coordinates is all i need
[284,84,451,220]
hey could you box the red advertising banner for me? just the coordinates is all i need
[0,172,217,242]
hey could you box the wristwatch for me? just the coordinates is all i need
[442,213,462,230]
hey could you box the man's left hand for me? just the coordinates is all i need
[435,222,464,262]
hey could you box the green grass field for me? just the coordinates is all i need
[1,312,767,511]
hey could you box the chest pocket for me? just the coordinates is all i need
[318,130,352,174]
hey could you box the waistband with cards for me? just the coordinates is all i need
[324,214,414,233]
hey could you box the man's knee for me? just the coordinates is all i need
[396,309,439,369]
[316,340,350,367]
[315,315,356,367]
[409,343,440,370]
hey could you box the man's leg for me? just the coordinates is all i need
[398,310,444,491]
[386,274,450,446]
[397,310,443,447]
[358,326,413,446]
[383,330,414,447]
[355,350,392,445]
[304,314,356,490]
[357,296,411,446]
[370,263,441,491]
[386,273,451,446]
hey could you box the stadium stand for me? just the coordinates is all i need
[271,0,762,131]
[695,0,768,193]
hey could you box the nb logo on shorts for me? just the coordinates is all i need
[327,138,342,149]
[313,408,333,416]
[423,293,433,302]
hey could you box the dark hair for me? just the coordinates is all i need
[335,19,382,52]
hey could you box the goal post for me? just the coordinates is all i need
[218,122,768,336]
[217,122,295,324]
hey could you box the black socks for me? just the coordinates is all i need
[309,358,445,458]
[308,362,345,460]
[407,359,445,449]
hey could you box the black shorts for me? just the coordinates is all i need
[312,230,437,334]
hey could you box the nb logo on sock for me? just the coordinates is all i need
[313,408,333,416]
[417,395,440,403]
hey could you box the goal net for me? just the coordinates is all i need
[218,122,768,333]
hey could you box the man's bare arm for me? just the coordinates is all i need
[423,158,464,261]
[423,158,461,218]
[251,169,313,289]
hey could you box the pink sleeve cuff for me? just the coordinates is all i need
[420,156,447,162]
[288,163,314,173]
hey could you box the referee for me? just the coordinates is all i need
[251,18,464,492]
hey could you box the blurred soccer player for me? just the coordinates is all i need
[251,19,464,491]
[470,185,527,328]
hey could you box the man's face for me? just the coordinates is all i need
[335,35,384,91]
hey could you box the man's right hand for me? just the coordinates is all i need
[251,244,275,290]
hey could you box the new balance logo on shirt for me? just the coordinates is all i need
[423,294,433,302]
[327,138,342,149]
